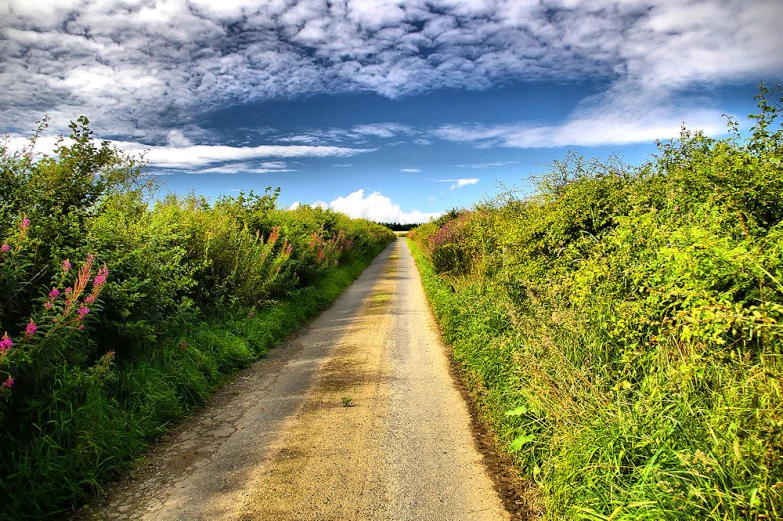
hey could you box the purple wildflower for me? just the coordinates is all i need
[1,244,9,252]
[62,259,71,272]
[286,244,293,255]
[77,324,84,331]
[2,376,13,389]
[64,287,72,294]
[49,288,60,299]
[25,320,37,338]
[0,332,12,353]
[77,306,90,319]
[20,217,30,230]
[85,295,95,304]
[44,302,53,309]
[93,265,108,288]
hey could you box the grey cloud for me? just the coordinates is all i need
[0,0,780,144]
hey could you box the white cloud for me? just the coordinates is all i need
[193,161,294,174]
[3,133,369,170]
[118,142,369,169]
[332,163,352,168]
[434,106,727,149]
[454,161,517,168]
[400,168,422,173]
[437,178,479,190]
[329,189,439,224]
[167,129,193,147]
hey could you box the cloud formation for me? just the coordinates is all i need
[329,189,438,224]
[454,161,518,168]
[3,133,369,171]
[1,0,780,146]
[400,168,422,173]
[437,178,479,190]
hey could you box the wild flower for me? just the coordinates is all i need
[77,306,90,319]
[77,324,84,331]
[85,295,95,304]
[1,244,9,252]
[20,217,30,230]
[64,287,72,294]
[44,302,53,309]
[93,265,108,288]
[0,332,12,353]
[286,244,293,255]
[62,259,71,272]
[276,266,281,273]
[25,320,37,338]
[2,376,13,389]
[48,288,60,299]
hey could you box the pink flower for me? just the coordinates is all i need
[286,244,293,255]
[2,376,13,389]
[276,267,281,273]
[49,288,60,299]
[0,332,12,353]
[77,306,90,319]
[77,324,84,331]
[85,295,95,304]
[25,320,37,338]
[1,244,9,252]
[93,265,108,288]
[44,302,53,309]
[64,287,72,294]
[20,218,30,230]
[62,259,71,272]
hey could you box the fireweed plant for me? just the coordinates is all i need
[409,85,783,520]
[0,118,393,519]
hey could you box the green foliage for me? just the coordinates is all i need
[0,118,394,519]
[410,85,783,520]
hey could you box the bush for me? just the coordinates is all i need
[0,118,394,519]
[410,85,783,520]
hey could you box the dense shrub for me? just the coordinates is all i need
[410,86,783,520]
[0,118,393,519]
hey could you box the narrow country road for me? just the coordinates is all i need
[78,238,511,520]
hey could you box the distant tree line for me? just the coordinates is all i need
[377,222,422,231]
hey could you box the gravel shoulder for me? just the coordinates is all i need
[75,238,512,520]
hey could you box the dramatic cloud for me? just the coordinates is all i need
[437,178,479,190]
[329,189,438,224]
[1,0,780,144]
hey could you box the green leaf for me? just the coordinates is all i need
[504,405,528,417]
[510,433,536,452]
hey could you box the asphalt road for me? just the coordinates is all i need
[80,238,510,520]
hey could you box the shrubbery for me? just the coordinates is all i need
[410,86,782,520]
[0,117,393,519]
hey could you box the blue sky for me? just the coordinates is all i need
[1,1,781,223]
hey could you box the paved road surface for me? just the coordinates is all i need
[81,238,510,520]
